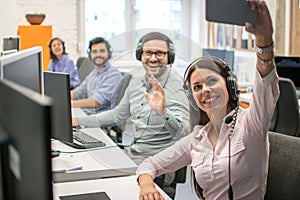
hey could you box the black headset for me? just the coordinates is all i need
[87,37,113,60]
[183,56,239,110]
[135,32,175,64]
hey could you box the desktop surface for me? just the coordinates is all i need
[51,128,137,183]
[53,175,172,200]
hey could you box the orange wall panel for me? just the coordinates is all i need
[18,25,52,71]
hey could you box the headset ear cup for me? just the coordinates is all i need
[167,50,175,64]
[107,44,113,59]
[167,40,175,64]
[135,42,142,61]
[136,47,142,61]
[88,51,91,60]
[226,75,239,102]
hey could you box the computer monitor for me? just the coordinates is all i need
[0,46,43,94]
[2,37,20,51]
[275,56,300,89]
[43,71,73,144]
[0,79,53,200]
[202,48,235,72]
[43,71,106,149]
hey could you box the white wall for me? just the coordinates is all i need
[190,0,207,50]
[0,0,18,52]
[0,0,80,60]
[17,0,79,59]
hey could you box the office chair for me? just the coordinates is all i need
[265,131,300,200]
[269,77,299,136]
[76,57,94,81]
[104,71,132,143]
[110,72,132,108]
[169,105,201,200]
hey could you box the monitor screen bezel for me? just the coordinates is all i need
[275,55,300,89]
[2,37,20,52]
[43,71,73,143]
[0,46,44,94]
[0,79,53,200]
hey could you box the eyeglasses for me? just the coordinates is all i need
[142,50,167,59]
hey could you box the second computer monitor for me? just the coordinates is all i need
[43,71,73,143]
[202,48,235,72]
[2,37,20,51]
[275,56,300,89]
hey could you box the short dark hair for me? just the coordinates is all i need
[87,37,112,59]
[135,32,175,64]
[139,32,173,50]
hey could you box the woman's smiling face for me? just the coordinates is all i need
[190,68,229,116]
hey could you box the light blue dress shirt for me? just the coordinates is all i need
[48,54,80,88]
[73,64,123,115]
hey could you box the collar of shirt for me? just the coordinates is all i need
[95,63,111,75]
[53,54,67,63]
[194,108,238,139]
[143,66,171,87]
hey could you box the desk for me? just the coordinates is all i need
[239,93,251,109]
[239,93,300,112]
[53,175,172,200]
[52,128,137,183]
[71,108,86,118]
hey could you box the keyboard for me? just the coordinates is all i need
[73,131,106,148]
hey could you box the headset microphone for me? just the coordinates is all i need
[158,63,164,68]
[228,185,233,200]
[225,115,233,124]
[146,83,152,92]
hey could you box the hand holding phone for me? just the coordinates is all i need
[206,0,256,27]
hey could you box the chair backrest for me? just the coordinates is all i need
[111,71,132,108]
[174,105,202,199]
[269,77,299,136]
[105,71,132,143]
[265,131,300,200]
[76,57,94,81]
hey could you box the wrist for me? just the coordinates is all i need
[138,174,154,186]
[256,52,274,70]
[255,41,274,54]
[156,107,167,116]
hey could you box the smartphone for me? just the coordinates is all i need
[206,0,256,27]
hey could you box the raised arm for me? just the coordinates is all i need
[246,0,274,78]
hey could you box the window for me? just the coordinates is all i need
[84,0,196,73]
[85,0,126,49]
[135,0,182,32]
[85,0,185,54]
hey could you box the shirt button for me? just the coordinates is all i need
[141,103,144,106]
